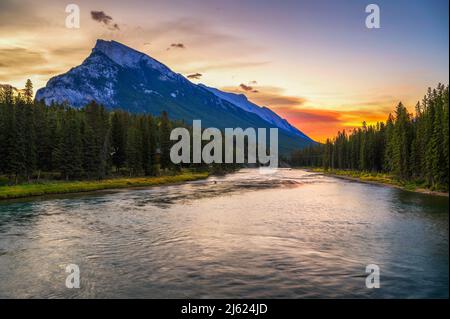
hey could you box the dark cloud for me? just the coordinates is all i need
[187,73,202,79]
[249,80,258,85]
[91,11,120,30]
[167,43,186,50]
[239,83,254,92]
[239,83,260,93]
[91,11,112,24]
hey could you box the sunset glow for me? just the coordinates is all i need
[1,0,448,141]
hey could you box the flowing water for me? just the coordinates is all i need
[0,169,448,298]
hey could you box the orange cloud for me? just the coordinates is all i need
[220,85,395,142]
[274,108,343,142]
[275,107,391,142]
[0,47,60,82]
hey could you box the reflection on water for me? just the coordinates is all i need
[0,169,448,298]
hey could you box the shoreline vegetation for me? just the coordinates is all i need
[3,166,448,201]
[0,171,209,201]
[290,84,449,194]
[310,168,449,197]
[0,80,240,202]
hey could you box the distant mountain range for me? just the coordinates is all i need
[36,40,315,154]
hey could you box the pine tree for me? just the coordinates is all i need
[24,79,33,104]
[384,114,395,172]
[126,124,143,176]
[140,116,152,175]
[23,102,36,180]
[34,102,52,178]
[82,102,110,179]
[148,115,158,175]
[359,122,367,171]
[160,111,172,170]
[441,84,449,186]
[2,100,20,183]
[111,111,127,172]
[55,110,83,180]
[286,85,448,191]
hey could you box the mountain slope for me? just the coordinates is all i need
[199,84,314,142]
[36,40,316,154]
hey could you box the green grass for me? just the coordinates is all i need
[0,172,209,200]
[312,168,400,184]
[310,168,448,194]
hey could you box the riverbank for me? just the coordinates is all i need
[0,171,209,201]
[310,168,449,197]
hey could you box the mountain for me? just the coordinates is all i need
[199,84,313,141]
[0,84,25,97]
[36,39,316,154]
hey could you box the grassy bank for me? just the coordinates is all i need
[0,171,209,201]
[311,168,449,197]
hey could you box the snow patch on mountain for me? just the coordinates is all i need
[36,47,121,107]
[94,40,179,81]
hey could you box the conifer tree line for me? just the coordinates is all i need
[291,84,449,190]
[0,80,193,183]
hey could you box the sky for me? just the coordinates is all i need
[0,0,448,141]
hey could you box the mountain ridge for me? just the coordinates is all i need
[36,39,316,154]
[199,84,313,141]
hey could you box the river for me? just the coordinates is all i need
[0,169,448,298]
